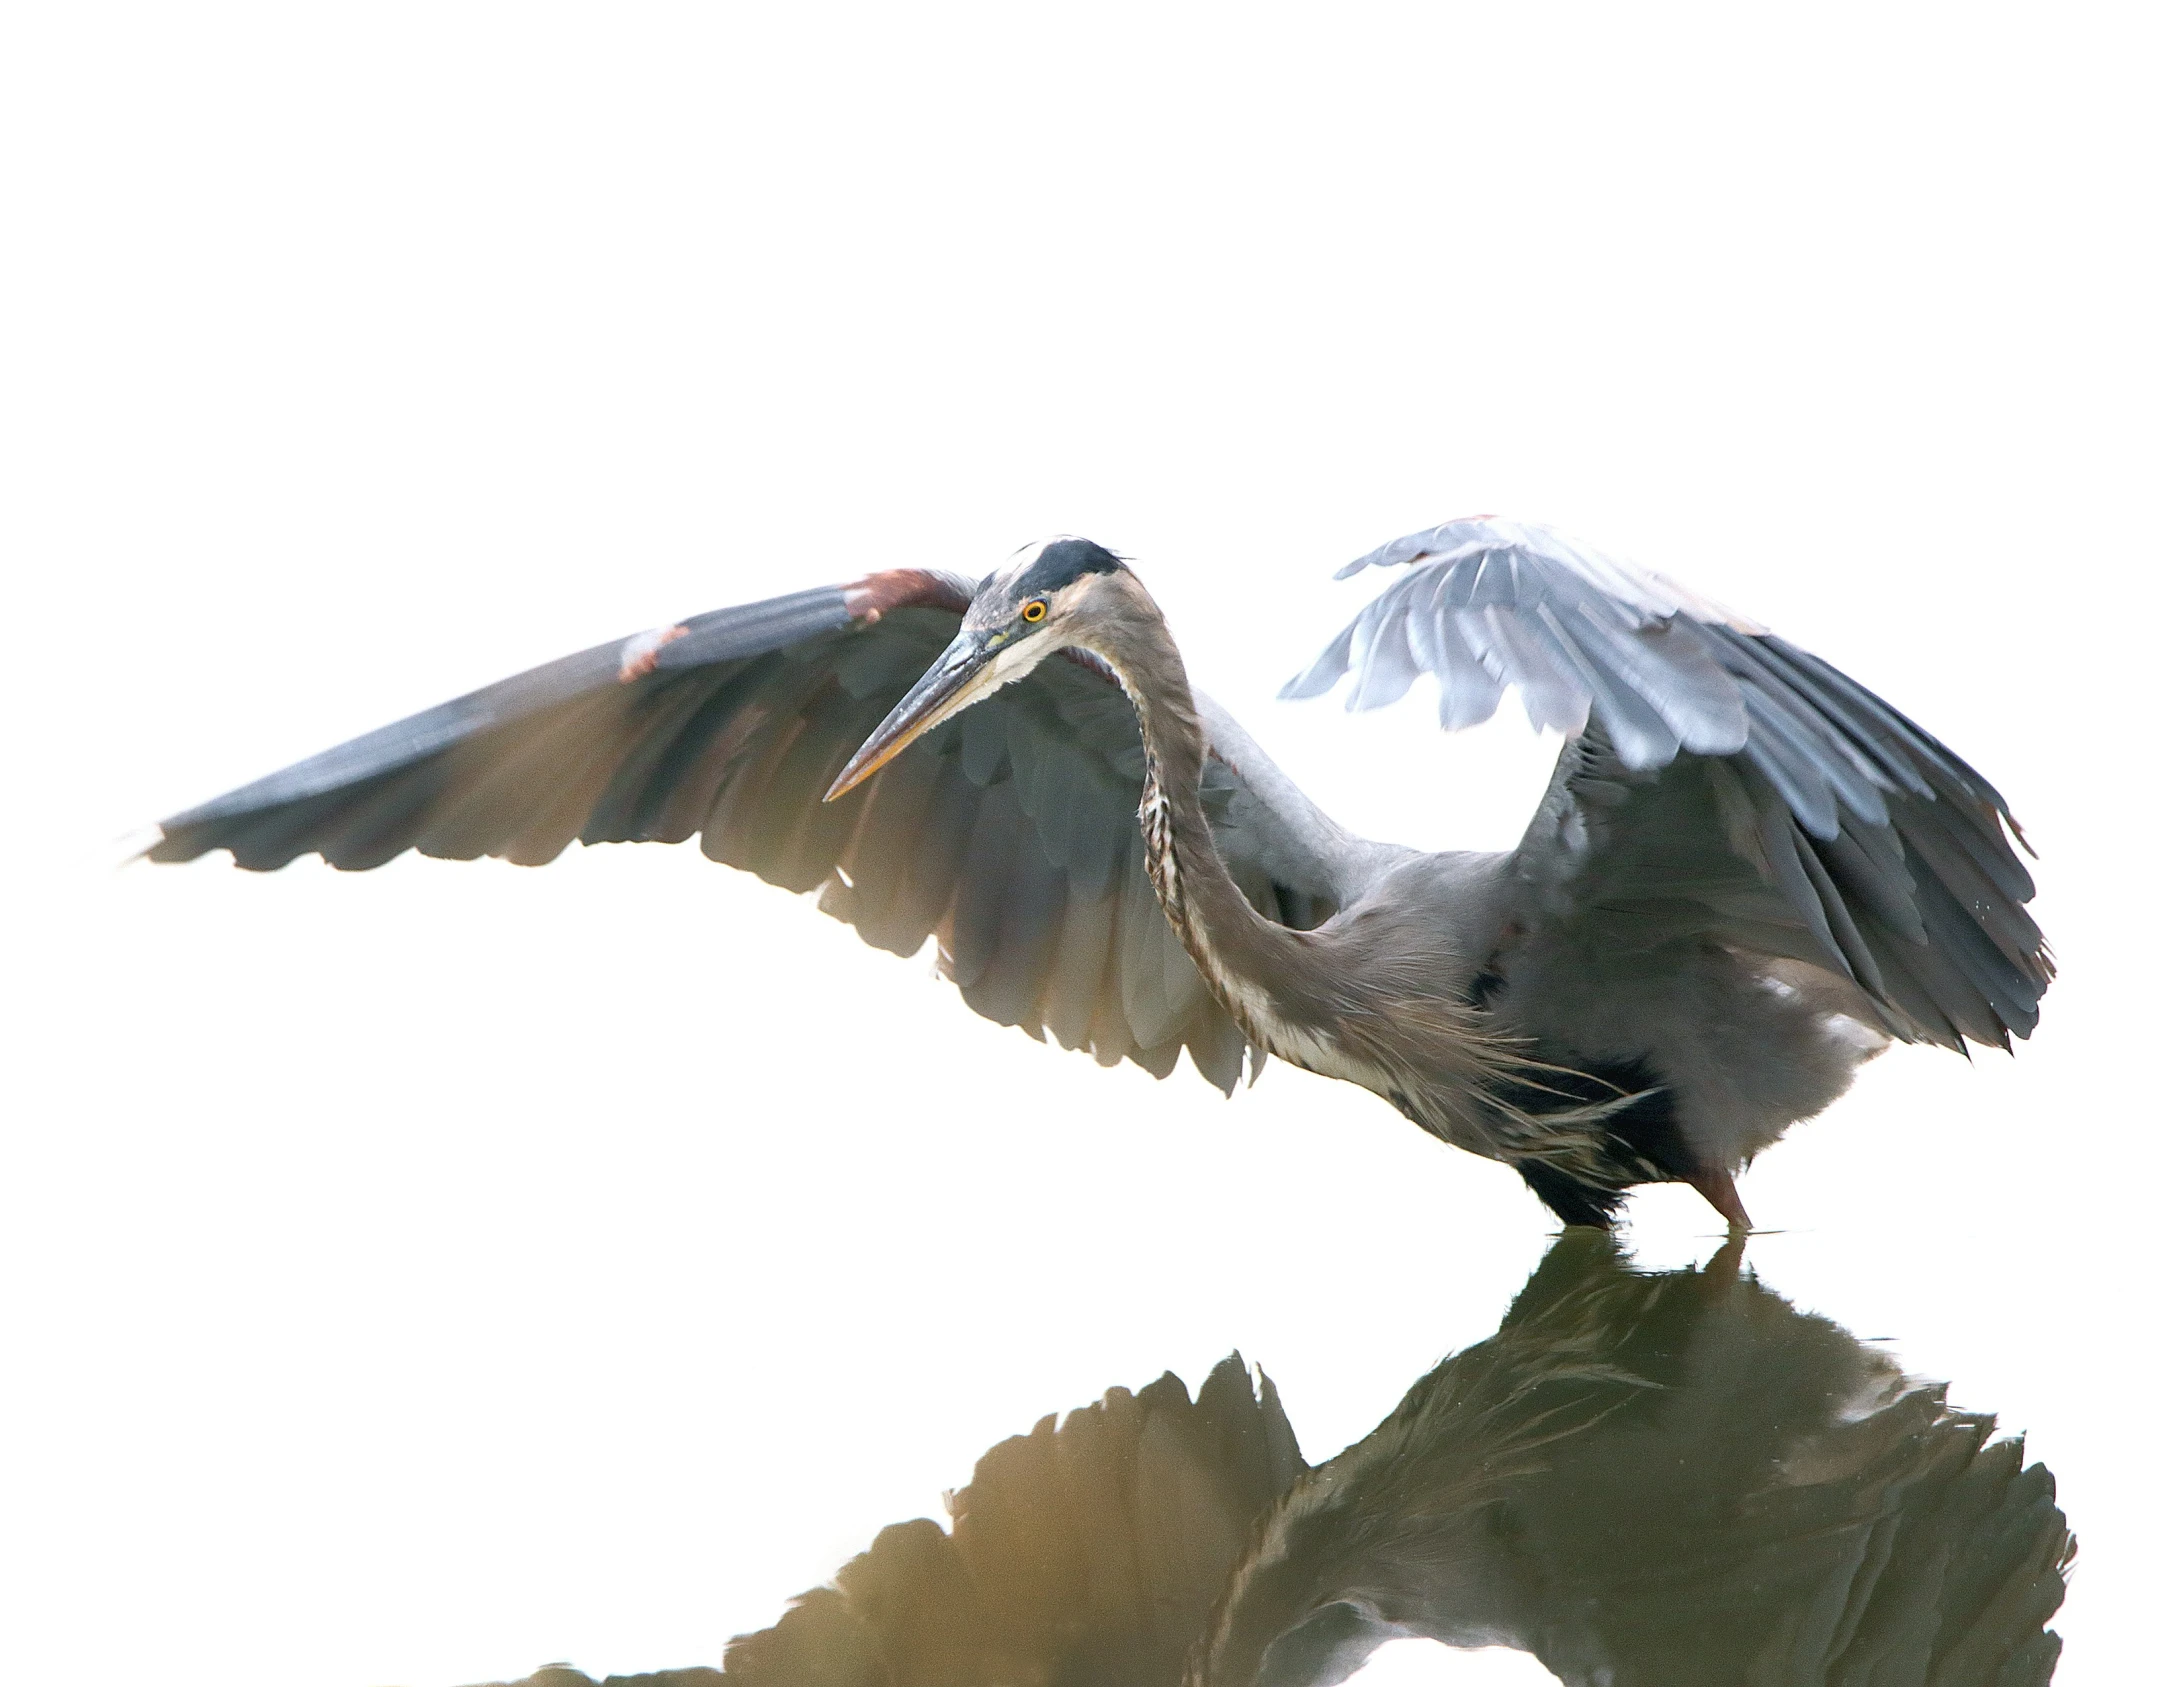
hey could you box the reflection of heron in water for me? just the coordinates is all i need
[472,1232,2069,1687]
[149,521,2048,1228]
[1188,1234,2073,1687]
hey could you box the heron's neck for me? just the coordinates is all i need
[1082,579,1291,1030]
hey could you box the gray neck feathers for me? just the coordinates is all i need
[1076,574,1291,1033]
[1072,574,1532,1157]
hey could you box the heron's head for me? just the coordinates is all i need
[825,536,1128,799]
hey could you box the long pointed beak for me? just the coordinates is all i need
[825,634,995,801]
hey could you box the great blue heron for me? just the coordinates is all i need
[147,518,2050,1228]
[700,1232,2066,1686]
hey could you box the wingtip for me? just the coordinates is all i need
[107,823,167,871]
[2000,804,2040,861]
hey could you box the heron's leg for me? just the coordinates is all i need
[1689,1168,1753,1233]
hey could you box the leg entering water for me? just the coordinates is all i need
[1689,1167,1753,1232]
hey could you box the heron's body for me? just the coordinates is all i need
[989,564,1888,1225]
[148,520,2049,1226]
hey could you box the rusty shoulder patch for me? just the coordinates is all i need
[842,569,974,624]
[617,622,691,682]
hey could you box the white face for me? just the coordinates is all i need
[917,613,1068,727]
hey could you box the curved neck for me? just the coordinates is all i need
[1077,575,1289,1024]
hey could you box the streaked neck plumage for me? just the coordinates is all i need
[1070,571,1297,1045]
[1067,568,1534,1164]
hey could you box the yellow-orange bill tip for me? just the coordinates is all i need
[823,735,910,802]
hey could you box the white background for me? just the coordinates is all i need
[3,5,2176,1684]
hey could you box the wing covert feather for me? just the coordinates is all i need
[149,575,1329,1089]
[1294,518,2049,1050]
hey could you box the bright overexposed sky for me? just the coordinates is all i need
[2,6,2176,1685]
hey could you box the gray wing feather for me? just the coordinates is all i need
[1036,881,1116,1052]
[1292,517,2049,1050]
[1289,519,1748,765]
[150,577,1333,1091]
[1527,707,2047,1054]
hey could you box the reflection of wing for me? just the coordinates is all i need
[1195,1230,2073,1687]
[148,573,1341,1089]
[1285,517,2050,1050]
[457,1667,723,1687]
[720,1356,1303,1687]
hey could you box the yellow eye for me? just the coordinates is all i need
[1021,600,1047,623]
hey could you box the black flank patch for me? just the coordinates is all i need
[1517,1160,1629,1228]
[1507,1055,1699,1225]
[1461,967,1508,1009]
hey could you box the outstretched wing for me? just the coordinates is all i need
[1284,517,2049,1049]
[150,571,1327,1089]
